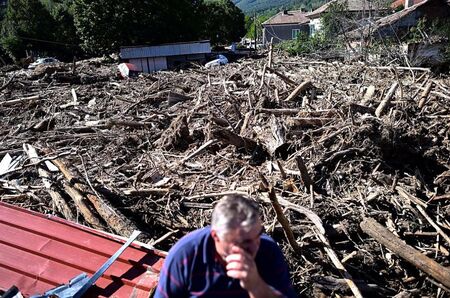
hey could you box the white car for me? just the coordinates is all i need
[205,55,228,68]
[28,57,60,69]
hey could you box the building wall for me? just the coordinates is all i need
[379,16,421,37]
[309,19,322,36]
[129,57,167,73]
[120,41,211,60]
[166,53,207,68]
[128,53,207,73]
[120,41,211,73]
[263,24,310,45]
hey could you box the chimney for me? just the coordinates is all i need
[282,9,289,15]
[405,0,414,8]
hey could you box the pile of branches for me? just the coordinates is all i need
[1,53,449,297]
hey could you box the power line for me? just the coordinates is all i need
[17,35,79,47]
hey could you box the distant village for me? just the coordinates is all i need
[0,0,449,72]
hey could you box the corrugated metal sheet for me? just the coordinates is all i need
[0,202,165,297]
[120,40,211,59]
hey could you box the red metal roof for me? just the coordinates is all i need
[0,202,166,297]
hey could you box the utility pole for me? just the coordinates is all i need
[254,11,257,51]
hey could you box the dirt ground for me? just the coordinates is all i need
[1,53,449,297]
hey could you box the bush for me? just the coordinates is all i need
[278,31,335,56]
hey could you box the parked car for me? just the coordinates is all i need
[205,54,228,68]
[28,57,60,69]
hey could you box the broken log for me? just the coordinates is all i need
[418,81,433,109]
[360,85,375,106]
[314,230,364,298]
[181,139,217,164]
[267,184,301,253]
[212,128,259,153]
[0,95,41,107]
[268,40,273,68]
[295,155,313,190]
[53,158,138,236]
[121,188,171,196]
[375,82,398,117]
[265,66,296,86]
[61,180,105,229]
[23,144,74,221]
[361,217,450,288]
[297,110,337,118]
[167,91,193,105]
[257,108,301,116]
[287,117,333,128]
[263,115,286,156]
[285,81,313,101]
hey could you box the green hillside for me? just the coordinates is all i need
[233,0,326,14]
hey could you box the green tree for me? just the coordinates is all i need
[245,14,269,40]
[74,0,137,54]
[320,1,350,39]
[1,0,56,60]
[73,0,206,54]
[41,0,82,59]
[157,0,205,42]
[202,0,246,45]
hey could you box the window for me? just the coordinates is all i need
[309,24,316,36]
[292,29,301,39]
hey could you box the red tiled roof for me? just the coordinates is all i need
[263,10,310,25]
[391,0,425,8]
[0,202,165,297]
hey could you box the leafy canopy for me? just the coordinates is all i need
[0,0,246,60]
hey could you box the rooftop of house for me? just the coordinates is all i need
[0,202,165,297]
[308,0,390,19]
[262,10,310,26]
[347,0,450,39]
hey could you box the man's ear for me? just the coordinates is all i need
[211,229,220,242]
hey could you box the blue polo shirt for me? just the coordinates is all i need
[154,227,297,298]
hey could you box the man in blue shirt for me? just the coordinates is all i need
[155,195,297,298]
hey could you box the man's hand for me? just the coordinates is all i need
[225,246,261,290]
[225,246,282,298]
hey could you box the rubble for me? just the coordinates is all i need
[1,53,449,296]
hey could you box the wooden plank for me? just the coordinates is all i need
[361,218,450,288]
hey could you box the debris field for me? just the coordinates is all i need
[1,53,450,297]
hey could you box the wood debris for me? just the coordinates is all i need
[1,54,449,296]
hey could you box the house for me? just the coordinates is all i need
[347,0,450,40]
[120,40,211,73]
[261,0,391,45]
[308,0,390,36]
[345,0,450,67]
[0,202,165,297]
[262,10,310,45]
